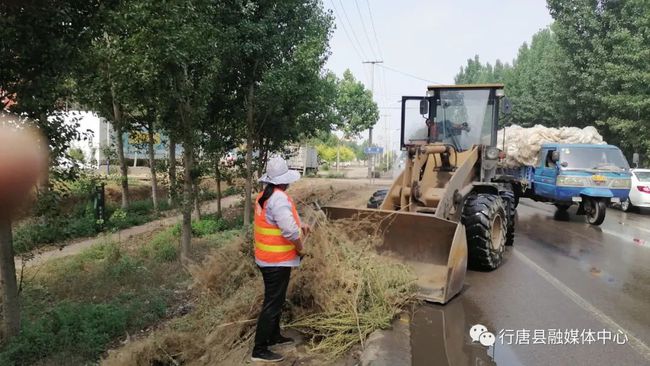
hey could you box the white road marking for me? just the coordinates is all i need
[513,249,650,362]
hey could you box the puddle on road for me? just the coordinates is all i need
[410,298,523,366]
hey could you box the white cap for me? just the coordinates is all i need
[258,156,301,185]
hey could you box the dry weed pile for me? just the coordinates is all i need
[104,195,417,365]
[287,209,417,357]
[103,234,263,365]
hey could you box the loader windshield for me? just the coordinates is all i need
[435,89,494,151]
[401,86,501,150]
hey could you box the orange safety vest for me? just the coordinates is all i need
[254,189,301,263]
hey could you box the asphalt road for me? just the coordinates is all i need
[410,199,650,366]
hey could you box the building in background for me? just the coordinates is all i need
[68,111,182,168]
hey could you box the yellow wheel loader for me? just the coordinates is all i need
[323,84,517,304]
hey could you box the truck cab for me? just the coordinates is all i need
[531,143,631,225]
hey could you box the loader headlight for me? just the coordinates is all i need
[610,178,631,188]
[557,176,590,187]
[485,147,500,160]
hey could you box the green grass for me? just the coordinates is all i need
[139,228,179,262]
[0,301,156,366]
[14,185,238,255]
[222,185,242,197]
[325,172,345,179]
[1,240,174,366]
[3,194,246,364]
[170,214,233,238]
[13,198,175,254]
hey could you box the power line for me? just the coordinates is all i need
[354,0,378,59]
[329,0,365,61]
[377,64,441,84]
[337,0,370,60]
[379,61,389,104]
[365,0,383,59]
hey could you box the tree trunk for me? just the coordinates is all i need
[168,136,177,206]
[215,160,222,217]
[256,138,269,191]
[111,96,129,210]
[38,113,51,194]
[147,121,159,212]
[193,179,202,219]
[336,143,340,172]
[178,96,194,261]
[0,217,20,340]
[243,84,255,229]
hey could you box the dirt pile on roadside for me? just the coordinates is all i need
[103,181,415,365]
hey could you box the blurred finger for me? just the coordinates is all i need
[0,116,48,217]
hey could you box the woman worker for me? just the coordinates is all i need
[251,156,310,363]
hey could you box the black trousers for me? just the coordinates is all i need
[253,266,292,351]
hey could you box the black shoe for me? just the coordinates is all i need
[251,348,284,363]
[269,334,294,347]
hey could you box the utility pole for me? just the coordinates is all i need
[382,113,390,171]
[363,60,382,180]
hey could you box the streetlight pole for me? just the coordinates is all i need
[363,60,382,180]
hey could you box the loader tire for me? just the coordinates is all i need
[499,190,516,246]
[462,193,507,271]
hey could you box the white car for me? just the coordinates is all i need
[621,169,650,211]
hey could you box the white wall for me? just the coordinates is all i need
[67,111,112,167]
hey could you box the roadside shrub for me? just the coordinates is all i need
[126,200,155,216]
[199,189,218,201]
[225,215,244,229]
[64,205,98,238]
[143,229,178,262]
[0,302,128,365]
[223,185,242,196]
[205,229,240,248]
[171,216,227,238]
[67,174,101,199]
[13,208,99,254]
[107,255,143,279]
[326,172,345,179]
[107,208,129,230]
[192,217,227,236]
[77,240,120,263]
[0,296,169,366]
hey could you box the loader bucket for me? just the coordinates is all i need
[322,206,467,304]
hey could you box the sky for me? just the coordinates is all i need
[324,0,553,151]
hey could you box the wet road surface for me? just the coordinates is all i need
[410,199,650,366]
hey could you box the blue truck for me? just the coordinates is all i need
[504,143,632,225]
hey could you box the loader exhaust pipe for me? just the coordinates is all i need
[322,206,467,304]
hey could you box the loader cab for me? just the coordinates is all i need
[401,84,506,152]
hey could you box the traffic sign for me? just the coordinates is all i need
[364,146,384,154]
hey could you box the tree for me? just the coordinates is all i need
[202,83,242,218]
[453,1,650,164]
[504,28,566,127]
[453,28,575,127]
[0,118,47,340]
[218,0,335,227]
[0,1,104,341]
[117,0,220,260]
[335,70,380,137]
[0,1,106,188]
[75,3,135,209]
[548,0,650,162]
